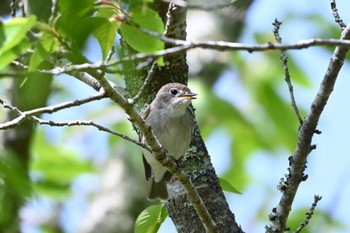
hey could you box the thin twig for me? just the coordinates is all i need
[294,195,322,233]
[33,38,350,77]
[330,0,346,30]
[31,117,151,152]
[10,0,16,17]
[136,22,350,51]
[0,92,151,152]
[273,19,303,125]
[11,60,29,69]
[162,0,235,11]
[49,0,59,23]
[0,91,107,130]
[131,61,158,104]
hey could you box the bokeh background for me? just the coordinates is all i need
[1,0,350,233]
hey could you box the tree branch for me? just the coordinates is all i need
[273,19,303,125]
[137,24,350,51]
[32,38,350,78]
[0,90,107,129]
[162,0,235,10]
[267,22,350,233]
[294,195,322,233]
[32,117,151,152]
[0,92,150,151]
[330,0,346,30]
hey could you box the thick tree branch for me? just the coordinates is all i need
[267,23,350,233]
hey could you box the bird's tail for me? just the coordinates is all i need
[148,178,168,200]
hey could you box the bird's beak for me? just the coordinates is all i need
[181,92,197,100]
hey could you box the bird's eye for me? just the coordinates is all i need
[170,88,178,96]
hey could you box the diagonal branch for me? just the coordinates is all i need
[267,22,350,233]
[330,0,346,30]
[294,195,322,233]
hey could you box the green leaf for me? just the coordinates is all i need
[0,16,36,54]
[135,204,168,233]
[31,131,94,197]
[0,16,36,69]
[27,0,52,21]
[255,83,298,151]
[31,145,93,183]
[218,177,242,194]
[58,0,95,13]
[0,39,31,70]
[56,0,96,49]
[120,6,164,53]
[91,17,119,60]
[29,32,60,71]
[32,179,71,198]
[286,56,312,88]
[0,152,31,198]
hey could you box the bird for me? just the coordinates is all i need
[142,83,197,200]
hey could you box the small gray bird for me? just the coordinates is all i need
[142,83,197,200]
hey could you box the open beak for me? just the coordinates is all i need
[181,92,197,100]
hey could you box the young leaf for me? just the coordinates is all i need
[91,17,119,60]
[58,0,95,13]
[120,6,164,53]
[0,16,36,54]
[218,177,242,194]
[30,131,94,197]
[0,39,31,70]
[29,32,60,71]
[135,204,168,233]
[56,0,96,49]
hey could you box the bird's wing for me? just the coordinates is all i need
[143,154,152,181]
[141,104,152,180]
[142,104,151,119]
